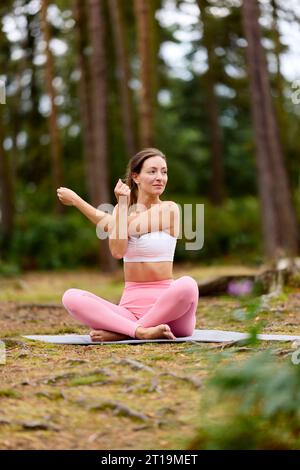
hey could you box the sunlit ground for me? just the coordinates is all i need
[0,262,261,303]
[0,263,299,449]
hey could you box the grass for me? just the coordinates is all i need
[0,263,299,449]
[0,263,260,303]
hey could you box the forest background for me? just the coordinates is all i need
[0,0,300,273]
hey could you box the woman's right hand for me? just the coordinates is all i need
[57,187,79,206]
[114,179,131,206]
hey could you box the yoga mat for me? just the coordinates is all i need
[22,329,300,345]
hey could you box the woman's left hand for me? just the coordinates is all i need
[57,187,79,206]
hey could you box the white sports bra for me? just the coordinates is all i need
[123,231,177,263]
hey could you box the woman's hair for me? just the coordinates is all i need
[122,148,166,206]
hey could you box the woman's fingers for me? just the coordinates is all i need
[56,188,75,206]
[114,180,131,205]
[116,179,130,190]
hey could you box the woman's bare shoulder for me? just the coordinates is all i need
[160,201,180,238]
[160,201,180,212]
[160,200,178,206]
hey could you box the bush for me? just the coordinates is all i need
[171,195,262,263]
[2,196,263,270]
[187,294,300,450]
[0,261,21,277]
[188,350,300,450]
[8,212,99,270]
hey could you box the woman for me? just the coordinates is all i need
[57,148,199,341]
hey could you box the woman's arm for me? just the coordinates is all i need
[57,187,113,230]
[57,187,179,255]
[107,200,180,258]
[127,201,180,238]
[108,180,132,258]
[108,200,129,259]
[74,196,113,229]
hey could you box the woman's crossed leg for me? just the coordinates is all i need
[62,288,175,340]
[62,276,199,341]
[135,276,199,337]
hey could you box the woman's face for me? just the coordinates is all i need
[133,156,168,196]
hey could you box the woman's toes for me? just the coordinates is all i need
[161,325,175,339]
[90,331,102,341]
[90,329,104,337]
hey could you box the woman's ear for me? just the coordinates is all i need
[132,173,139,185]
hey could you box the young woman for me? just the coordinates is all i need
[57,148,199,341]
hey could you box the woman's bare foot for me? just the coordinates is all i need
[135,324,176,340]
[89,329,129,342]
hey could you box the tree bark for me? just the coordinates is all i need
[24,12,44,185]
[87,0,117,272]
[39,0,64,214]
[241,0,299,261]
[134,0,154,148]
[270,0,284,105]
[108,0,137,158]
[270,0,288,152]
[73,0,96,203]
[197,0,226,205]
[0,117,14,256]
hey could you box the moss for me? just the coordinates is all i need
[1,268,300,449]
[0,389,21,398]
[68,373,110,387]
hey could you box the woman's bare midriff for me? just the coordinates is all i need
[123,261,173,282]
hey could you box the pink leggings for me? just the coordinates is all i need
[62,275,199,338]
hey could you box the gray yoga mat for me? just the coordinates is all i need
[22,329,300,345]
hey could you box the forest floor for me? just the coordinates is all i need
[0,263,300,450]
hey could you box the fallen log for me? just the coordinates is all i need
[196,258,300,297]
[196,275,255,296]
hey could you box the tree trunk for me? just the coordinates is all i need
[270,0,288,152]
[26,13,40,126]
[134,0,154,148]
[197,0,226,206]
[87,0,117,272]
[24,12,44,184]
[241,0,299,261]
[108,0,137,158]
[0,117,14,257]
[39,0,64,214]
[73,0,97,203]
[149,0,159,119]
[270,0,284,105]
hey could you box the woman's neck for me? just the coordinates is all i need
[136,195,161,210]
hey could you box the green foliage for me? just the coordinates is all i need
[210,352,299,417]
[0,196,263,271]
[8,213,98,270]
[189,350,300,449]
[1,0,299,270]
[0,261,20,277]
[188,291,300,449]
[172,195,262,263]
[188,293,300,449]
